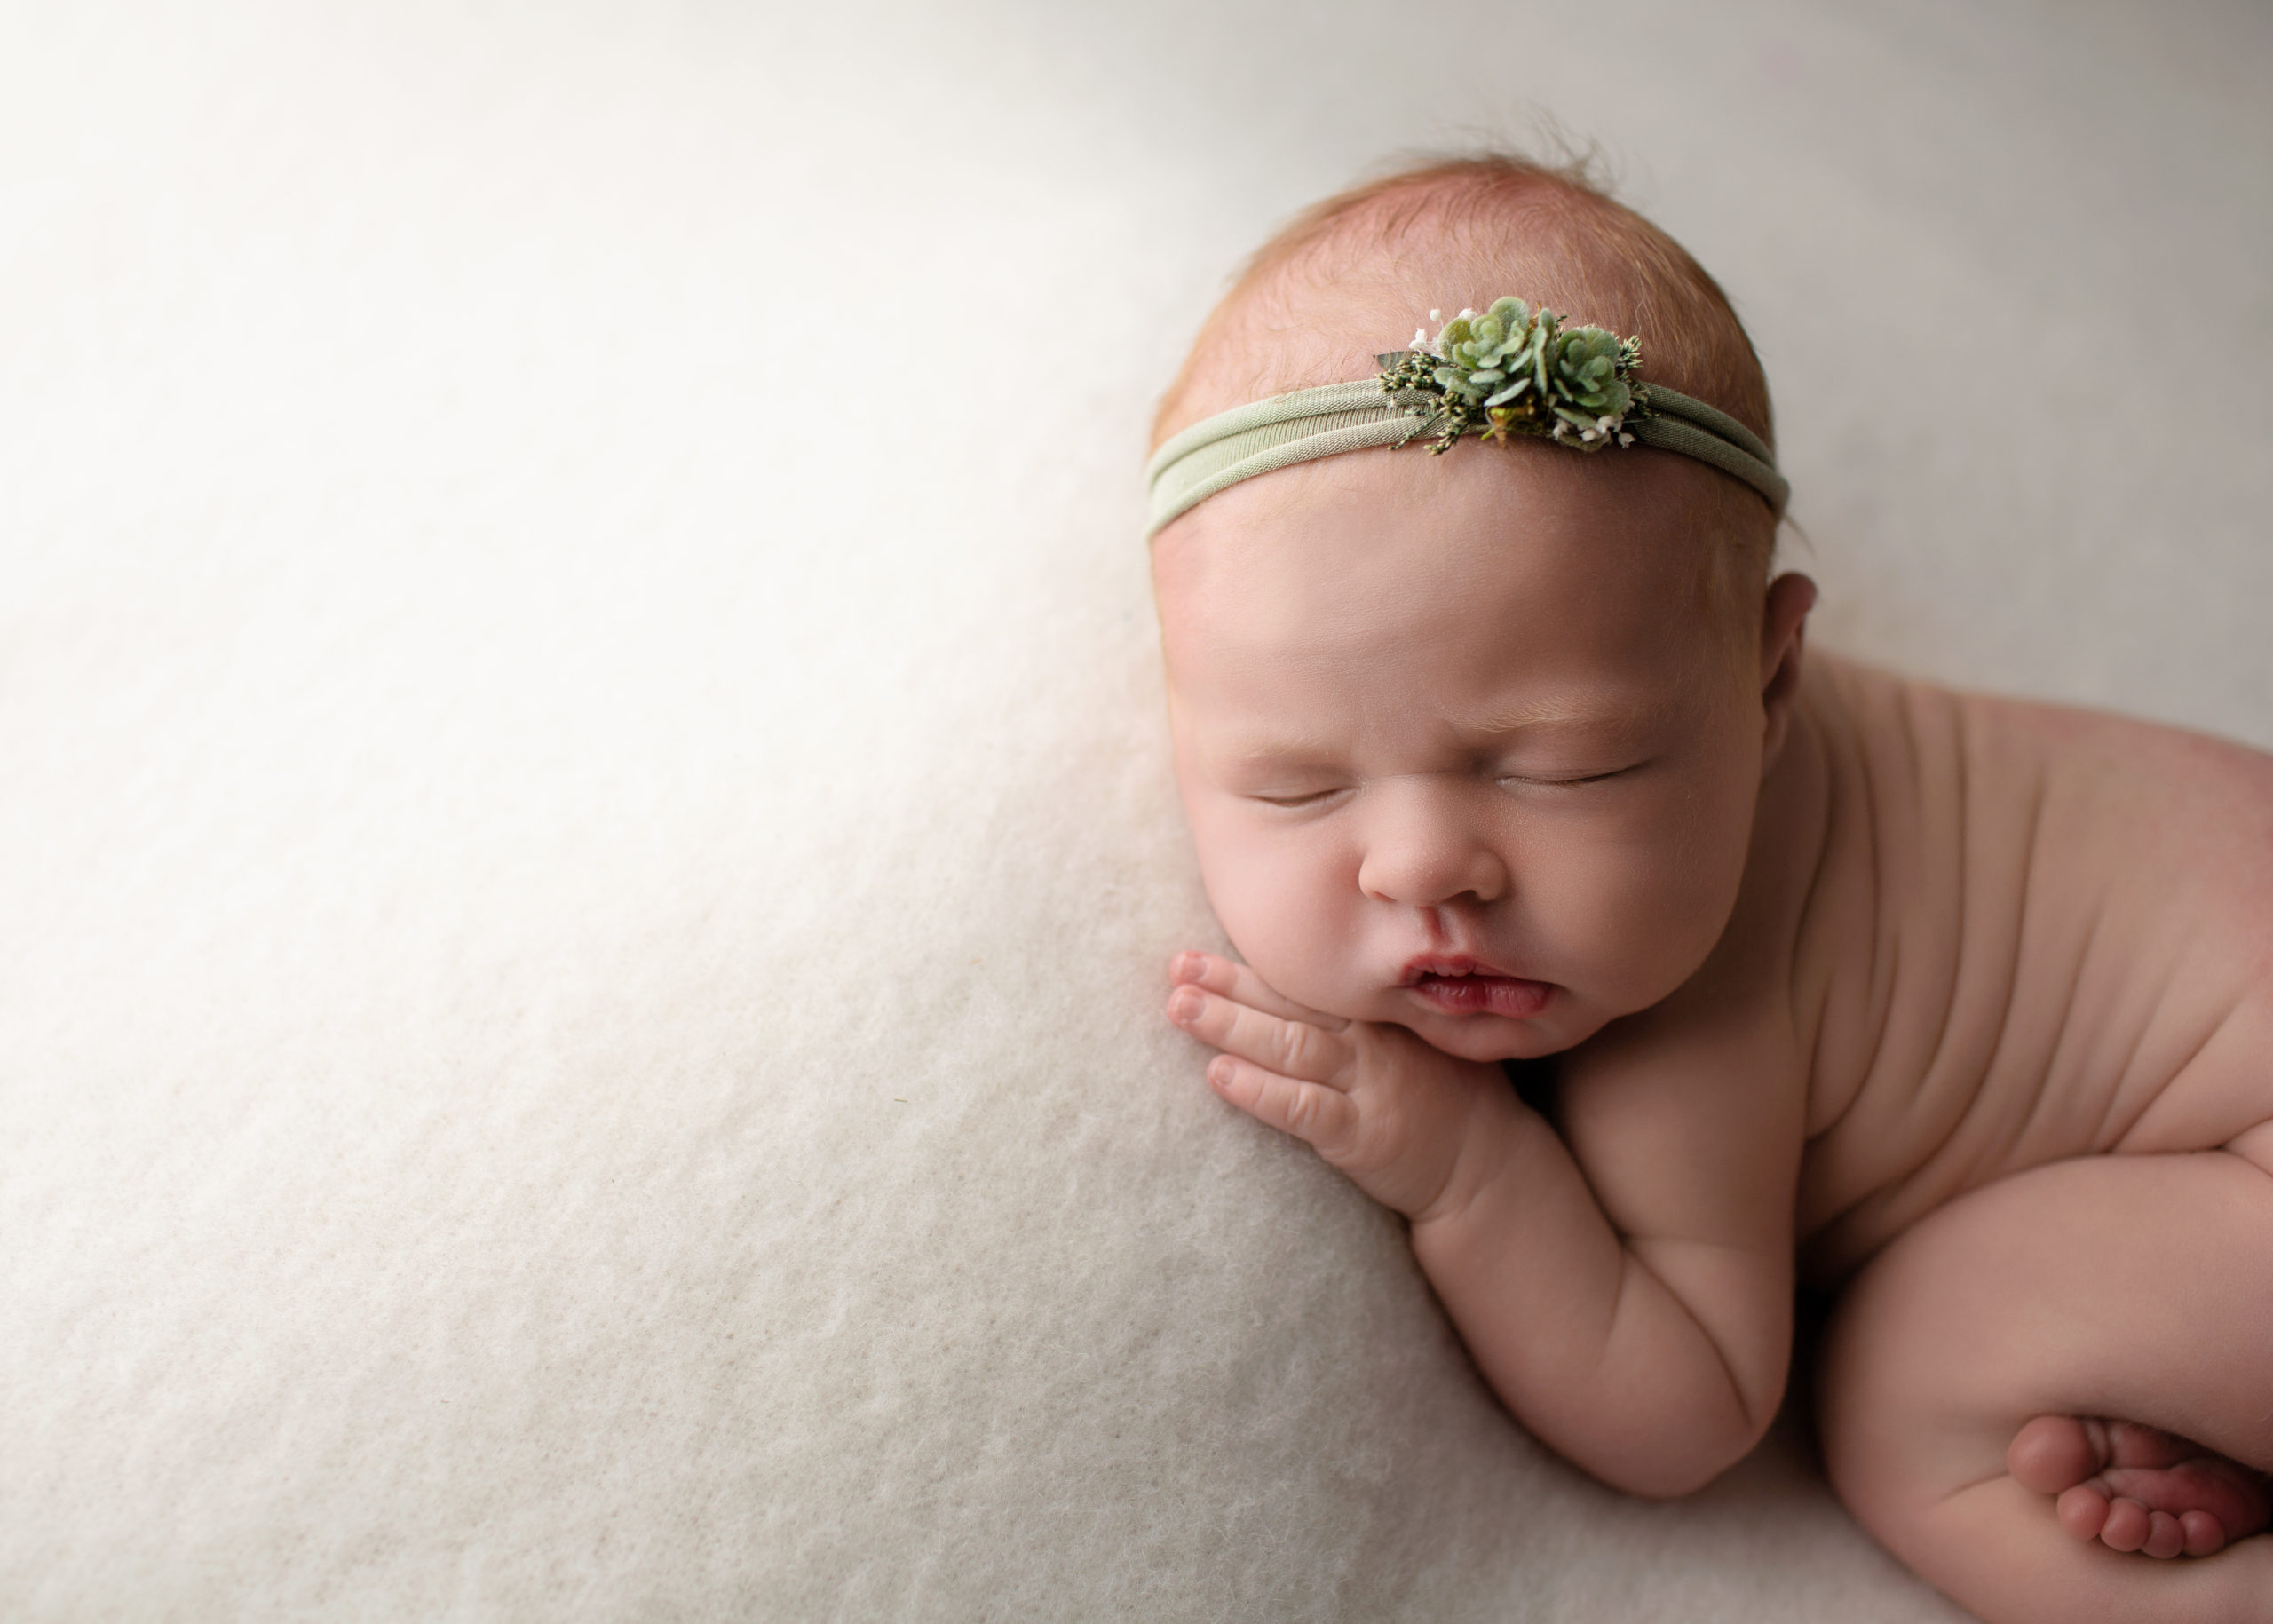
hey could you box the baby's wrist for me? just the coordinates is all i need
[1406,1081,1532,1232]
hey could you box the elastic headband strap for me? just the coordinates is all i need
[1144,378,1787,538]
[1627,388,1786,513]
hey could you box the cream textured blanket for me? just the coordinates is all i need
[4,3,2268,1619]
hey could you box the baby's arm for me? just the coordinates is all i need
[1167,952,1802,1499]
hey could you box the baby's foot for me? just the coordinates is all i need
[2008,1415,2272,1559]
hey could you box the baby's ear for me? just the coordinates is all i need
[1756,572,1817,766]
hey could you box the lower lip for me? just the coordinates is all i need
[1410,974,1556,1019]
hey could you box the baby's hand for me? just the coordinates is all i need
[1164,950,1512,1220]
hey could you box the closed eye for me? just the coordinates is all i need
[1246,787,1353,809]
[1496,762,1644,789]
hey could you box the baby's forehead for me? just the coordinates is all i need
[1152,441,1727,667]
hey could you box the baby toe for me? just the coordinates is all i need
[2099,1495,2150,1553]
[2055,1482,2111,1542]
[2180,1509,2229,1558]
[2009,1414,2098,1494]
[2142,1509,2185,1559]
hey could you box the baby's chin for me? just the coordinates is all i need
[1398,1008,1596,1064]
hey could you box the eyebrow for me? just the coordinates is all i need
[1453,697,1649,738]
[1211,727,1345,764]
[1211,700,1650,763]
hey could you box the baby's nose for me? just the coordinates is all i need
[1354,792,1509,907]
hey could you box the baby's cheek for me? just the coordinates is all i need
[1640,860,1743,989]
[1194,830,1367,1008]
[1531,838,1733,1005]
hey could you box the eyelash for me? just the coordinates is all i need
[1497,765,1634,788]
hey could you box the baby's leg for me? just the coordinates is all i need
[1817,1148,2273,1624]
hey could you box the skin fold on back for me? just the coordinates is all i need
[1782,654,2273,1280]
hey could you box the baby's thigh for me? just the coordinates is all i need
[1818,1149,2273,1623]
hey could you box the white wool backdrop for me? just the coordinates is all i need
[4,2,2268,1619]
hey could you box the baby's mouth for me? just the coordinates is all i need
[1401,956,1556,1018]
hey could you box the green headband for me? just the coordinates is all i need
[1144,297,1788,538]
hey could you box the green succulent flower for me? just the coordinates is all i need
[1380,296,1645,455]
[1546,325,1633,433]
[1431,297,1542,404]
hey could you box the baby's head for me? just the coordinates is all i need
[1150,155,1814,1062]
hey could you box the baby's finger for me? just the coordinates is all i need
[1208,1055,1358,1154]
[1167,950,1348,1031]
[1165,986,1349,1085]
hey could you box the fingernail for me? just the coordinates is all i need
[1167,987,1203,1024]
[1171,950,1205,982]
[1207,1056,1232,1086]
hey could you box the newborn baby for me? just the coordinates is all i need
[1148,155,2273,1623]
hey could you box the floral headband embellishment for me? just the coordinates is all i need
[1143,294,1788,539]
[1376,297,1643,453]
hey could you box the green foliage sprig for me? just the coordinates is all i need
[1377,297,1646,455]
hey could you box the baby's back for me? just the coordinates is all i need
[1786,655,2273,1280]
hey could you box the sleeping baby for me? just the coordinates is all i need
[1148,154,2273,1623]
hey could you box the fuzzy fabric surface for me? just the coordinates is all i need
[4,3,2268,1619]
